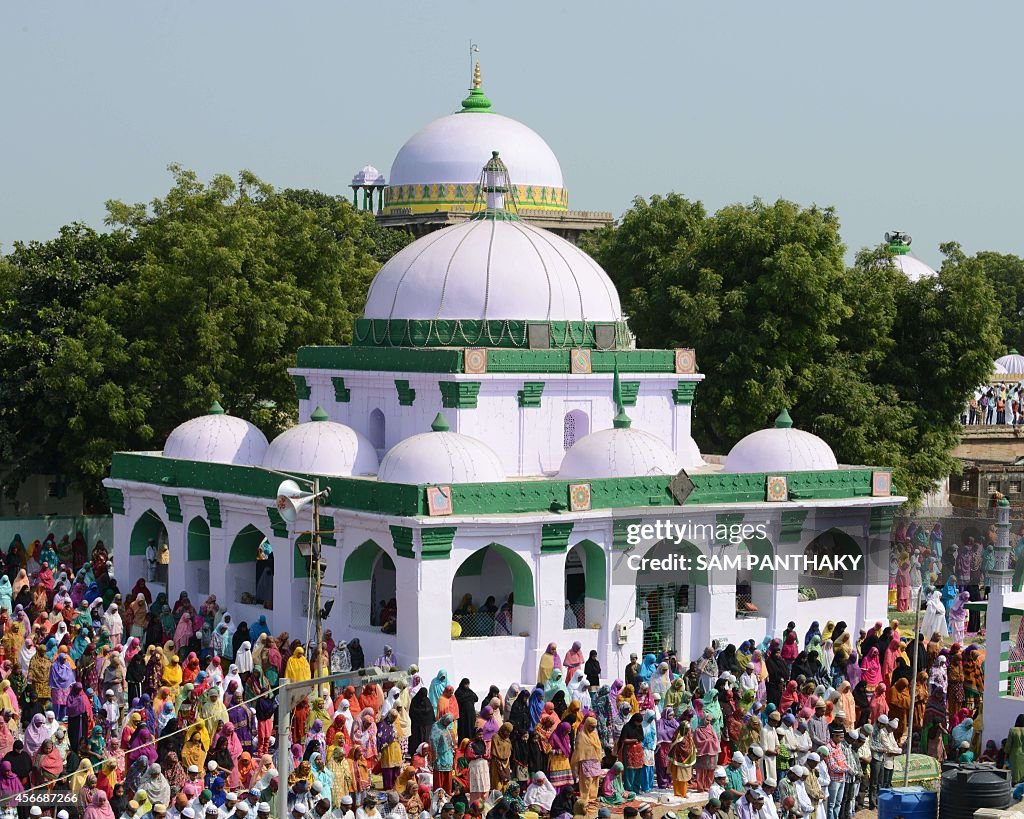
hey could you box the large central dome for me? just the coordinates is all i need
[382,68,567,215]
[362,215,622,322]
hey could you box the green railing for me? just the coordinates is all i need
[1007,660,1024,695]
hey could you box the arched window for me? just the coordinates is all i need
[369,409,386,454]
[563,410,589,450]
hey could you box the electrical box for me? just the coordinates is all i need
[616,623,629,645]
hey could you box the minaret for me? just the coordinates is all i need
[612,363,632,429]
[472,152,518,220]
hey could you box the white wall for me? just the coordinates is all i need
[293,368,701,478]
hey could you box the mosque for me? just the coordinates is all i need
[104,64,904,689]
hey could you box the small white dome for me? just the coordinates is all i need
[557,426,701,479]
[996,352,1024,373]
[263,407,378,477]
[891,253,937,282]
[378,414,505,484]
[389,111,564,194]
[352,165,385,186]
[724,410,838,473]
[163,402,269,465]
[363,218,622,322]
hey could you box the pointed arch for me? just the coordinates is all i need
[129,509,166,555]
[187,516,210,561]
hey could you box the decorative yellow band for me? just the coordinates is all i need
[382,182,568,214]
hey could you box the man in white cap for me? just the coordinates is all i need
[257,805,271,819]
[292,805,309,819]
[878,719,902,793]
[855,726,873,811]
[838,729,862,819]
[737,788,769,819]
[726,751,746,794]
[243,788,261,819]
[710,766,729,800]
[868,716,889,809]
[762,712,781,785]
[182,809,196,819]
[789,767,813,819]
[745,746,765,787]
[762,779,779,819]
[221,794,239,819]
[331,794,355,819]
[205,805,221,819]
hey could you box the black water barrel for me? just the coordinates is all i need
[940,763,1011,819]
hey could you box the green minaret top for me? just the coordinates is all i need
[431,412,451,432]
[1010,348,1020,356]
[310,406,330,422]
[612,363,631,429]
[775,408,793,428]
[460,61,493,112]
[208,401,225,415]
[885,230,911,255]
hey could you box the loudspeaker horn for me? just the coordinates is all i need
[275,480,315,523]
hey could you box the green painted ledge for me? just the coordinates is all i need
[110,452,896,519]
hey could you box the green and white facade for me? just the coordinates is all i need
[105,87,904,688]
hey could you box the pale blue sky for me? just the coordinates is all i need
[2,2,1021,268]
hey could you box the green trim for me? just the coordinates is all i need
[161,494,183,523]
[517,382,545,408]
[203,497,222,529]
[743,535,774,584]
[613,518,641,552]
[319,514,336,547]
[296,346,679,374]
[344,539,384,581]
[331,377,351,403]
[780,510,808,543]
[294,535,311,579]
[540,522,574,553]
[395,379,417,406]
[391,527,415,560]
[352,319,631,350]
[620,382,640,407]
[187,516,210,561]
[672,381,698,405]
[458,543,535,606]
[291,374,311,400]
[460,86,493,112]
[456,547,487,576]
[112,453,897,518]
[869,507,895,536]
[106,487,125,515]
[266,507,288,539]
[440,381,481,409]
[571,539,607,601]
[420,527,457,561]
[229,524,265,564]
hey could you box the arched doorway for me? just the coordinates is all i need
[342,540,397,633]
[800,529,865,600]
[565,540,607,629]
[736,535,775,617]
[635,539,707,656]
[186,516,211,598]
[453,544,534,638]
[129,509,167,589]
[229,525,273,607]
[369,409,386,456]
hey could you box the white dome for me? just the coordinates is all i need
[891,253,937,282]
[352,165,385,186]
[558,426,701,480]
[378,414,504,485]
[995,360,1009,374]
[363,218,622,322]
[163,403,269,465]
[724,410,838,473]
[996,352,1024,373]
[390,111,563,192]
[263,408,378,477]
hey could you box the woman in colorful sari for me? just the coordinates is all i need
[669,720,697,797]
[598,763,634,805]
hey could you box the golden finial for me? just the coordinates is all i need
[473,60,481,90]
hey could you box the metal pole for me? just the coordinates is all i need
[903,586,922,786]
[276,682,292,819]
[312,478,324,686]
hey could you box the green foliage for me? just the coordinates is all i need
[0,168,392,507]
[589,194,1002,504]
[975,251,1024,354]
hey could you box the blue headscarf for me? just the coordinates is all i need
[528,685,545,730]
[45,637,58,660]
[543,668,569,703]
[804,621,821,647]
[428,669,448,708]
[637,654,658,682]
[951,717,974,748]
[249,615,271,643]
[642,710,657,750]
[70,628,90,662]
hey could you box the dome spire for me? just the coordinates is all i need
[208,400,225,415]
[460,45,492,113]
[775,408,793,428]
[884,230,911,254]
[471,151,519,221]
[612,362,632,429]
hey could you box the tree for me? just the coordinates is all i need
[589,195,1001,503]
[975,251,1024,354]
[0,168,389,507]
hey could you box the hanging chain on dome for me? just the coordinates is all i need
[470,151,520,220]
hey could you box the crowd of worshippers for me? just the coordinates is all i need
[0,532,999,819]
[964,386,1024,426]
